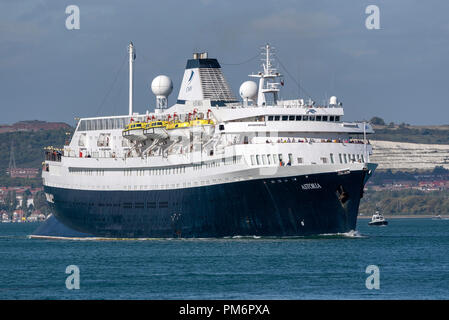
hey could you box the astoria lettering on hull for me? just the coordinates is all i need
[301,183,322,190]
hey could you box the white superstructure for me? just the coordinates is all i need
[43,43,374,193]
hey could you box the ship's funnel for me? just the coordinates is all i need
[176,53,237,106]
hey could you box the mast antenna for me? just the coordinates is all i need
[128,42,135,116]
[9,140,16,172]
[249,43,282,106]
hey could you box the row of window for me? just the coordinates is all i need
[69,157,242,177]
[250,153,295,166]
[334,153,365,164]
[55,200,173,208]
[126,166,187,176]
[320,152,365,164]
[121,201,169,209]
[267,115,340,122]
[77,117,134,131]
[69,168,105,176]
[250,152,365,166]
[76,112,342,133]
[123,177,236,190]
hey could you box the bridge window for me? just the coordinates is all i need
[274,116,280,121]
[295,115,302,121]
[330,116,335,121]
[335,116,340,122]
[339,153,342,163]
[316,116,322,121]
[322,116,328,121]
[330,153,334,164]
[282,115,288,121]
[268,116,274,121]
[278,154,283,165]
[267,154,272,165]
[303,116,309,121]
[78,120,87,131]
[289,115,295,121]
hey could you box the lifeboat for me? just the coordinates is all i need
[166,121,191,139]
[166,118,215,139]
[143,120,169,140]
[190,119,214,127]
[122,122,148,141]
[190,119,215,135]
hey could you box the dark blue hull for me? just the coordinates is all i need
[44,169,371,238]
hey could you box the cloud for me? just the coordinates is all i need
[341,48,378,58]
[250,9,341,38]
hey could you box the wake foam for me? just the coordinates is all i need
[319,229,365,238]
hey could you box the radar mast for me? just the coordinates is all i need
[249,43,282,106]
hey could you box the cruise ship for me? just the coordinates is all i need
[42,43,377,238]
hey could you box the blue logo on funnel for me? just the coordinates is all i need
[187,70,194,83]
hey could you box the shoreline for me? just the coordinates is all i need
[358,214,446,219]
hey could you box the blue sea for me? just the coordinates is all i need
[1,218,448,299]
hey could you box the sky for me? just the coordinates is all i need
[1,0,449,126]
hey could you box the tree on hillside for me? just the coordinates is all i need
[33,190,51,215]
[370,117,385,125]
[433,166,449,175]
[21,192,28,212]
[4,190,18,212]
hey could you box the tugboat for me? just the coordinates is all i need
[368,211,388,226]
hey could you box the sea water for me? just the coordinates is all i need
[0,218,448,299]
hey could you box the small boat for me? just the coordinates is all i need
[166,118,215,139]
[122,121,148,141]
[432,215,449,220]
[368,211,388,226]
[144,120,169,140]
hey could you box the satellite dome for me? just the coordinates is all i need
[239,81,258,100]
[151,75,173,97]
[329,96,338,105]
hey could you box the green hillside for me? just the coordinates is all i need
[360,189,449,215]
[0,128,73,186]
[369,118,449,144]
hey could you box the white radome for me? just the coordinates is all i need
[239,81,258,100]
[329,96,338,105]
[151,75,173,97]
